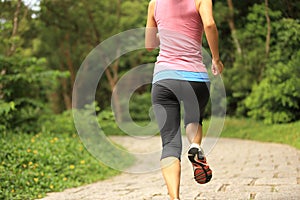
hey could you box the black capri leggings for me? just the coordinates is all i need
[151,79,210,160]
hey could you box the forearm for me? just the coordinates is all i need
[145,28,159,51]
[199,0,220,61]
[204,24,220,61]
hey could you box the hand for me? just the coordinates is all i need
[211,59,224,75]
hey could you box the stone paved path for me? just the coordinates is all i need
[41,137,300,200]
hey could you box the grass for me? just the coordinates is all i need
[0,131,133,200]
[215,117,300,149]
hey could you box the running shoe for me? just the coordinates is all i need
[188,147,212,184]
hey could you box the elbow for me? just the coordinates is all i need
[204,21,217,30]
[146,43,158,51]
[145,30,159,51]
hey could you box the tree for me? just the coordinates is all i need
[225,3,282,116]
[38,0,149,117]
[245,18,300,123]
[0,0,67,132]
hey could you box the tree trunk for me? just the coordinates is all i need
[1,0,22,99]
[8,0,22,56]
[283,0,294,18]
[48,91,62,114]
[104,54,122,122]
[56,36,75,111]
[63,34,76,86]
[226,0,242,55]
[102,0,123,122]
[255,0,271,82]
[61,77,72,110]
[265,0,271,57]
[111,90,122,123]
[82,0,123,120]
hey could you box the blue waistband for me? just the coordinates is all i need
[153,70,210,83]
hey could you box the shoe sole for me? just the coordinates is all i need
[188,148,212,184]
[193,163,212,184]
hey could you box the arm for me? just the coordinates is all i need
[199,0,224,74]
[145,0,159,51]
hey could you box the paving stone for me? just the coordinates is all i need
[225,185,272,193]
[255,192,300,200]
[196,192,250,200]
[255,177,297,185]
[237,169,276,178]
[277,171,299,178]
[214,178,254,186]
[274,185,300,193]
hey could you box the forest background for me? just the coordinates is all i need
[0,0,300,199]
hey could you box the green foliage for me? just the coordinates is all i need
[40,106,122,136]
[244,18,300,123]
[40,110,76,135]
[38,0,150,112]
[129,92,153,121]
[224,3,300,123]
[271,18,300,62]
[0,132,121,200]
[0,0,35,56]
[120,0,148,29]
[40,107,121,136]
[98,108,121,134]
[226,4,282,116]
[0,55,69,132]
[72,104,136,171]
[245,51,300,124]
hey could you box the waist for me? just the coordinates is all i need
[153,70,210,83]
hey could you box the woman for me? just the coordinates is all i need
[145,0,224,199]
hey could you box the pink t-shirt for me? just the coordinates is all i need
[154,0,207,75]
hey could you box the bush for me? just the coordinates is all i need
[225,4,282,117]
[97,108,123,135]
[128,92,153,121]
[40,101,157,137]
[40,110,76,135]
[0,55,68,133]
[245,51,300,123]
[40,107,123,136]
[245,18,300,124]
